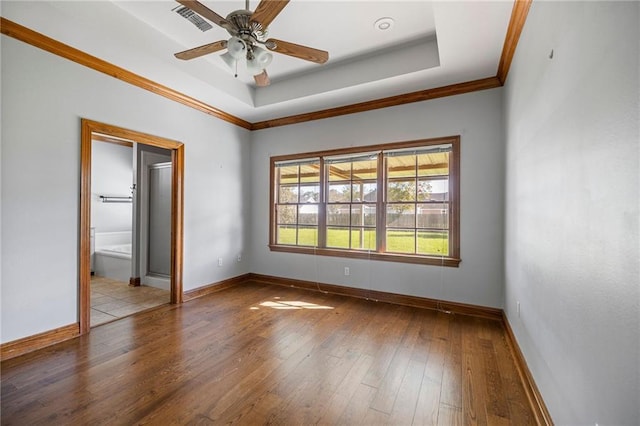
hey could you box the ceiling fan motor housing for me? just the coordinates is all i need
[226,9,267,45]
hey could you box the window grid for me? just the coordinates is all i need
[270,137,460,267]
[325,158,378,251]
[384,153,451,257]
[274,161,320,247]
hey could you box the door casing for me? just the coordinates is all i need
[80,119,184,334]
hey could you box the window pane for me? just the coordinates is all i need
[276,225,296,245]
[279,185,298,203]
[297,226,318,246]
[300,184,320,203]
[328,163,351,181]
[278,165,299,184]
[299,163,320,183]
[351,205,362,226]
[328,183,350,202]
[417,230,449,256]
[350,228,376,250]
[351,183,362,202]
[362,183,377,202]
[417,152,449,177]
[298,205,318,225]
[352,159,377,180]
[386,205,415,228]
[327,204,350,226]
[364,204,377,226]
[387,155,416,178]
[386,229,416,254]
[417,203,449,229]
[351,205,377,226]
[387,179,416,202]
[327,227,349,248]
[277,205,297,225]
[418,178,449,201]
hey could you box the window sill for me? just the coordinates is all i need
[268,245,461,267]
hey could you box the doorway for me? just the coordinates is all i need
[80,119,184,334]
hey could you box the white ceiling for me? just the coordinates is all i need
[1,0,514,122]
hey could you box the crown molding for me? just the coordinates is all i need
[0,17,252,130]
[251,77,502,130]
[497,0,533,84]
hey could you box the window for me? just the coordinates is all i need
[273,158,320,247]
[270,137,460,266]
[325,153,378,250]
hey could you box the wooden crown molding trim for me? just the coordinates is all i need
[0,17,252,130]
[182,273,250,302]
[502,312,555,426]
[251,77,502,130]
[247,273,503,321]
[497,0,533,84]
[0,323,79,362]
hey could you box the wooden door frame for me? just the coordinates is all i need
[79,119,184,335]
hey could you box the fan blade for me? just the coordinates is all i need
[175,40,227,60]
[254,70,271,87]
[266,38,328,64]
[176,0,230,29]
[251,0,289,28]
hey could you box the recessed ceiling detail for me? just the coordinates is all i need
[1,0,515,122]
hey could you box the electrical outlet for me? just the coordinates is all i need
[344,267,350,276]
[218,257,223,267]
[517,301,521,317]
[237,254,242,262]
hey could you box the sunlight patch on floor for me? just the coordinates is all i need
[251,298,334,310]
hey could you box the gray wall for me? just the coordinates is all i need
[503,2,639,424]
[250,88,505,308]
[1,35,251,342]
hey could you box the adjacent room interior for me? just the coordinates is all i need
[1,1,638,425]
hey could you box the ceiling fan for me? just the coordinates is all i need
[174,0,329,87]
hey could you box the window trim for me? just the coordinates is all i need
[269,136,461,267]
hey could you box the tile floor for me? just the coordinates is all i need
[91,276,170,326]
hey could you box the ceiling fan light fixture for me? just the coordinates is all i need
[227,36,247,59]
[252,46,273,68]
[220,51,237,70]
[246,59,262,76]
[173,0,329,87]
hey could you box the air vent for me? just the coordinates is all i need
[173,6,213,32]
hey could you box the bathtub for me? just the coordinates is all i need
[94,231,132,282]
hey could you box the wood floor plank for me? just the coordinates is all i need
[369,312,422,413]
[440,313,463,409]
[317,353,376,424]
[479,337,510,421]
[438,403,463,425]
[361,305,411,388]
[462,318,490,426]
[0,281,538,425]
[335,383,379,424]
[388,358,425,424]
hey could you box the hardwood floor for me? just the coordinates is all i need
[1,281,536,425]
